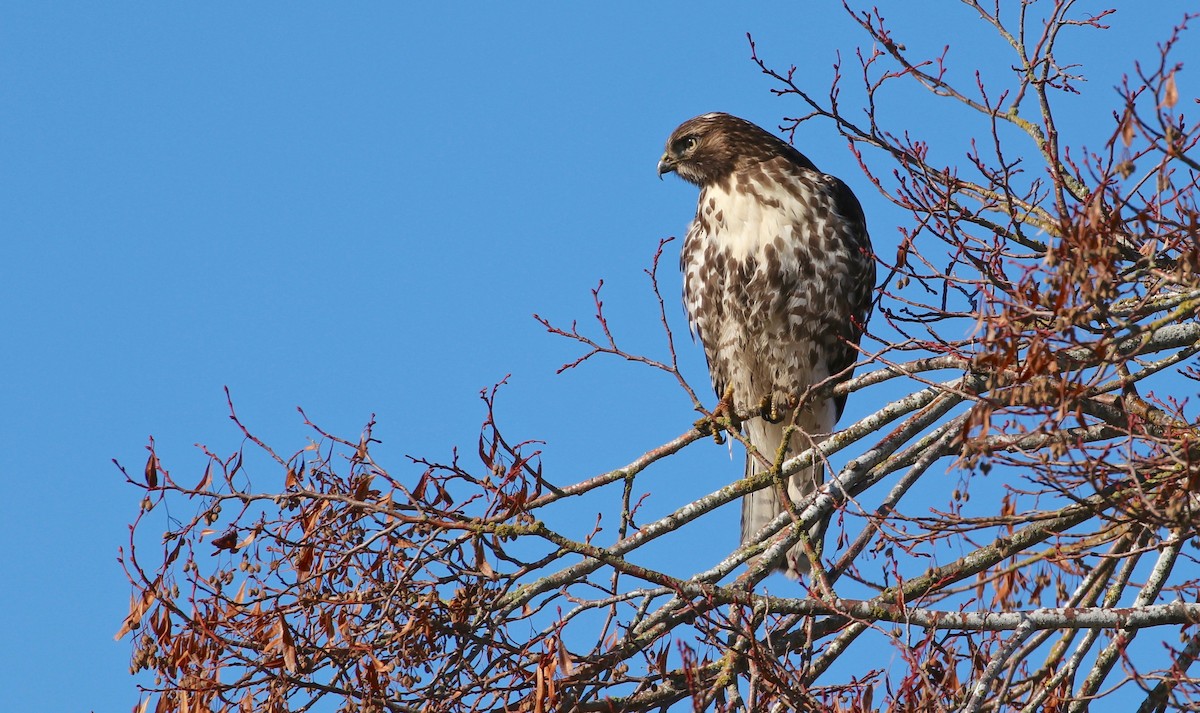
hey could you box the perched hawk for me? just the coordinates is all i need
[658,112,875,579]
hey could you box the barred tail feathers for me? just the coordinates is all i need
[740,408,833,579]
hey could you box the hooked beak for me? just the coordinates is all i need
[657,153,675,180]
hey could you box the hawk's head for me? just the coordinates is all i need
[657,112,815,187]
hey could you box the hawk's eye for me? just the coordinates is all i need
[674,136,698,155]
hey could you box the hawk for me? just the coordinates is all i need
[658,113,875,579]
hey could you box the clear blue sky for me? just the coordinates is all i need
[0,3,1191,710]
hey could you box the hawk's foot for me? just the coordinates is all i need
[695,386,740,443]
[758,393,802,423]
[758,394,785,423]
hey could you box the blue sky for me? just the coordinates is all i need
[0,3,1193,710]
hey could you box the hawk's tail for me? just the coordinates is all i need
[740,414,831,580]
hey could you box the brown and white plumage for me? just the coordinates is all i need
[658,113,874,579]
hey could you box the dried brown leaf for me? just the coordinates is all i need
[211,529,239,553]
[235,529,257,550]
[1163,71,1179,109]
[114,589,157,640]
[194,462,211,491]
[1120,108,1136,147]
[277,615,298,673]
[144,452,158,489]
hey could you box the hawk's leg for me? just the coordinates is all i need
[757,393,792,423]
[695,385,741,444]
[757,394,781,423]
[758,393,804,424]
